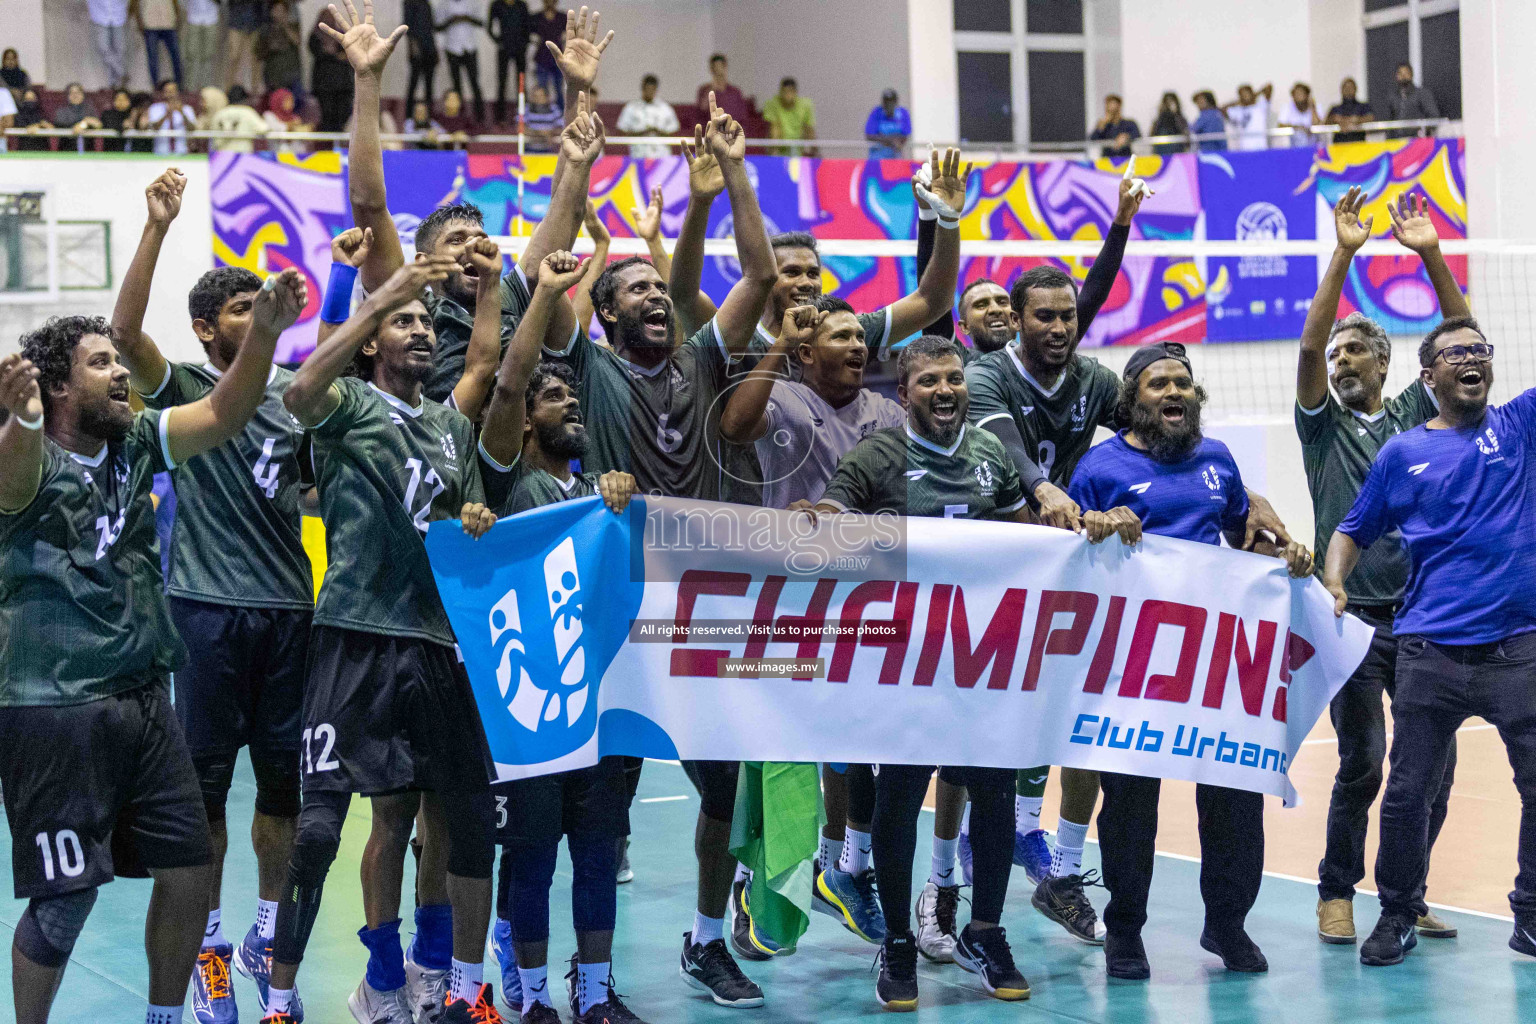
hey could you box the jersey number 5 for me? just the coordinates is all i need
[404,457,447,535]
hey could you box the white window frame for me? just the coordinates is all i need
[953,0,1094,148]
[1362,0,1460,80]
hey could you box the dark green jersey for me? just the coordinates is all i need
[965,346,1121,486]
[491,456,599,516]
[0,412,182,706]
[1296,381,1437,604]
[141,362,312,609]
[819,423,1027,520]
[422,269,532,405]
[310,377,486,645]
[546,319,738,502]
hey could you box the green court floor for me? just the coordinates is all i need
[3,759,1533,1023]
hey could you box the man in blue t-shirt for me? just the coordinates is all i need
[865,89,911,158]
[1327,317,1536,968]
[1070,342,1312,983]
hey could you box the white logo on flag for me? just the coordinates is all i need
[489,538,588,733]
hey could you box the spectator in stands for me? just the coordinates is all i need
[90,0,131,89]
[489,0,532,124]
[256,0,303,96]
[147,78,195,155]
[1386,61,1439,138]
[11,89,53,152]
[1277,82,1319,147]
[196,85,227,127]
[764,77,817,157]
[0,85,12,154]
[1191,90,1226,151]
[131,0,185,88]
[437,89,475,148]
[127,90,155,152]
[1327,77,1372,144]
[54,83,104,152]
[531,0,567,106]
[263,86,312,154]
[438,0,488,123]
[1091,93,1140,157]
[1224,82,1272,150]
[523,82,563,152]
[225,0,266,93]
[617,74,679,159]
[865,88,910,158]
[309,7,354,133]
[405,98,445,149]
[1149,91,1189,154]
[183,0,222,91]
[1,49,30,93]
[698,53,749,126]
[403,0,438,115]
[99,88,135,151]
[209,84,266,152]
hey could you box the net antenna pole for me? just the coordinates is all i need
[516,71,526,240]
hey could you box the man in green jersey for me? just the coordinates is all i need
[0,268,306,1024]
[107,167,321,1024]
[1299,187,1469,946]
[813,335,1035,1012]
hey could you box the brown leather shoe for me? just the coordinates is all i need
[1317,899,1356,944]
[1416,911,1458,938]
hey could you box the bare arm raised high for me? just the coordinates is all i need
[704,95,778,355]
[111,168,187,394]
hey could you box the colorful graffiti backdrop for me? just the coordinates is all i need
[209,138,1466,361]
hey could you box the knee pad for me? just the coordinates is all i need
[250,747,302,819]
[566,833,617,934]
[193,752,238,825]
[443,789,495,879]
[291,790,349,887]
[16,888,98,969]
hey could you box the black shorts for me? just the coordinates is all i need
[492,757,631,845]
[300,626,494,797]
[0,680,212,899]
[169,597,311,758]
[683,759,740,822]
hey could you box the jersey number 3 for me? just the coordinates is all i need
[404,457,447,534]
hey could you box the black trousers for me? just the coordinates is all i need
[871,764,1012,933]
[315,88,353,134]
[1097,774,1263,937]
[1319,604,1455,911]
[1377,631,1536,920]
[406,58,437,115]
[495,46,526,123]
[445,50,486,123]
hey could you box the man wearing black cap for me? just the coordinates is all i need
[865,89,910,158]
[1069,341,1312,981]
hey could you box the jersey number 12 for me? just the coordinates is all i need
[404,457,447,534]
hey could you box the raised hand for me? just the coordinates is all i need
[320,0,408,77]
[703,92,746,163]
[780,304,825,346]
[459,501,498,539]
[1389,190,1440,254]
[1333,185,1373,252]
[464,235,504,280]
[583,201,611,245]
[535,250,592,293]
[371,255,455,310]
[145,168,187,227]
[1115,156,1154,226]
[253,268,309,336]
[545,5,613,92]
[330,225,374,268]
[924,147,972,219]
[560,92,605,164]
[682,125,724,200]
[633,186,663,241]
[0,354,43,423]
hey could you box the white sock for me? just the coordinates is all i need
[518,964,551,1009]
[734,862,752,885]
[929,835,959,887]
[1015,795,1044,833]
[691,912,724,945]
[818,834,839,869]
[839,827,871,874]
[256,899,279,941]
[448,958,482,1004]
[576,961,611,1013]
[960,803,972,836]
[203,909,226,949]
[268,988,294,1014]
[1053,818,1089,877]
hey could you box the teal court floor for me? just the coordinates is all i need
[4,758,1534,1024]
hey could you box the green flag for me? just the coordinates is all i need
[729,761,825,954]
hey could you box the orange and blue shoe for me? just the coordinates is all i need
[192,944,237,1024]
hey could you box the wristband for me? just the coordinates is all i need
[917,205,938,222]
[936,215,960,230]
[320,263,360,324]
[12,411,43,431]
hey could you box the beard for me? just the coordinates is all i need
[81,395,133,442]
[536,416,588,459]
[911,401,964,449]
[614,305,675,352]
[967,321,1015,354]
[1129,394,1203,462]
[440,269,478,309]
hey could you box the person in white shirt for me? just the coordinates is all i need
[147,79,196,155]
[1223,82,1272,151]
[183,0,223,92]
[436,0,487,123]
[1276,81,1319,148]
[0,85,15,154]
[89,0,131,88]
[616,74,679,158]
[208,84,268,153]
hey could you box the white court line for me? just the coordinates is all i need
[1301,722,1497,747]
[638,794,690,804]
[646,758,681,765]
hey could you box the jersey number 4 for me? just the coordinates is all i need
[252,436,281,499]
[404,457,447,535]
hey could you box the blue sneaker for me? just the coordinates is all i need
[1013,828,1053,885]
[815,867,886,944]
[958,829,974,887]
[234,925,304,1022]
[193,944,238,1023]
[489,918,523,1014]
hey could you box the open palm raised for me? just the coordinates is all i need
[545,6,614,92]
[1333,185,1374,251]
[319,0,408,76]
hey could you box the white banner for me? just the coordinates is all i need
[428,497,1373,804]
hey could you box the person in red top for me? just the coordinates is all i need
[696,53,748,126]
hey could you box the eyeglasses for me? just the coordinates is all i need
[1431,342,1494,366]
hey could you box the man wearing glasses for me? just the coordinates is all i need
[1324,317,1536,968]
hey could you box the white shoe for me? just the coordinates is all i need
[403,955,448,1023]
[916,881,960,964]
[349,978,415,1024]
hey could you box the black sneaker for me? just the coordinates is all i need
[439,983,505,1022]
[566,955,647,1023]
[1360,913,1417,967]
[1104,931,1151,980]
[1199,925,1268,973]
[952,924,1030,1001]
[679,933,764,1008]
[1031,871,1106,944]
[729,879,773,962]
[521,1003,562,1024]
[875,932,919,1011]
[1511,917,1536,958]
